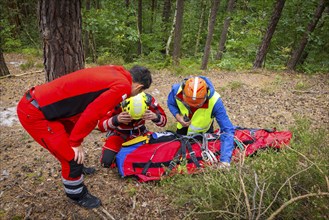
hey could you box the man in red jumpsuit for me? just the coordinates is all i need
[16,65,152,209]
[98,92,167,167]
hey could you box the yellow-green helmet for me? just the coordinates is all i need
[122,92,148,120]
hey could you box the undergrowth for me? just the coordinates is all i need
[159,117,329,219]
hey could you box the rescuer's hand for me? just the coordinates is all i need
[117,112,132,124]
[143,110,157,121]
[175,114,191,127]
[72,145,85,164]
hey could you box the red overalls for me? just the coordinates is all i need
[16,65,132,199]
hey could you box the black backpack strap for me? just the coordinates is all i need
[185,139,201,168]
[165,139,187,175]
[141,155,154,175]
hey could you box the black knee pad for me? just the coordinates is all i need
[69,160,83,178]
[101,149,117,168]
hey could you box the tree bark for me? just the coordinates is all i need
[162,0,172,54]
[137,0,142,55]
[253,0,285,69]
[150,0,156,33]
[38,0,84,81]
[84,0,91,61]
[287,0,326,71]
[172,0,184,66]
[201,0,221,70]
[0,49,10,77]
[194,0,206,56]
[0,25,10,76]
[215,0,235,60]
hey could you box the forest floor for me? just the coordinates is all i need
[0,53,328,219]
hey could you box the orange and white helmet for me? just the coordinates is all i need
[182,77,208,107]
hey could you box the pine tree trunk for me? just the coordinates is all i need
[0,48,10,77]
[39,0,84,81]
[172,0,184,66]
[215,0,235,60]
[137,0,142,55]
[150,0,156,33]
[253,0,285,69]
[201,0,221,70]
[84,0,91,60]
[287,0,326,71]
[194,0,206,56]
[162,0,172,54]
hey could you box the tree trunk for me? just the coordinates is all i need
[84,0,91,61]
[166,2,176,56]
[0,49,10,77]
[162,0,172,54]
[253,0,285,69]
[287,0,326,71]
[137,0,142,55]
[201,0,221,70]
[0,25,10,77]
[215,0,235,60]
[38,0,84,81]
[194,0,206,56]
[172,0,184,66]
[150,0,156,33]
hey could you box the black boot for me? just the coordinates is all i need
[82,166,96,175]
[72,192,101,209]
[101,149,117,168]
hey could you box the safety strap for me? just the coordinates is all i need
[184,139,201,168]
[165,142,184,175]
[234,139,245,151]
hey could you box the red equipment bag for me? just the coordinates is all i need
[116,127,292,182]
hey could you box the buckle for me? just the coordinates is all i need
[168,161,177,168]
[25,91,40,109]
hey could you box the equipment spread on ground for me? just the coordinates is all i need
[116,127,292,182]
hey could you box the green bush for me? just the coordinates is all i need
[159,117,329,219]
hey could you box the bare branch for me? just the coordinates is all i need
[239,169,252,219]
[267,192,329,220]
[286,145,329,190]
[259,165,313,217]
[100,206,116,220]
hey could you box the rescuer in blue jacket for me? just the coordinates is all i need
[167,76,235,168]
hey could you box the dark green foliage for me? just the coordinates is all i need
[1,0,40,52]
[1,0,328,73]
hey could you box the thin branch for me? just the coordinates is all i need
[291,89,329,94]
[239,170,252,219]
[19,185,34,196]
[100,207,116,220]
[190,209,242,217]
[259,165,313,217]
[182,207,198,220]
[251,171,259,219]
[267,192,329,220]
[92,208,107,220]
[0,70,43,79]
[256,183,266,220]
[286,145,329,190]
